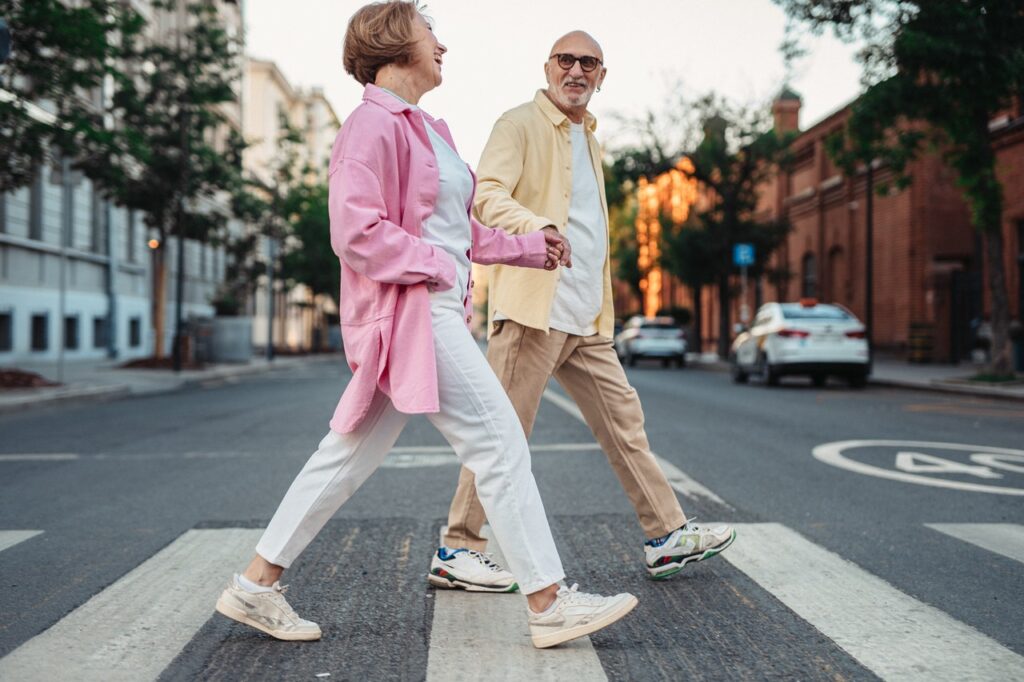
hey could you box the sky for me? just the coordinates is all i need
[245,0,866,164]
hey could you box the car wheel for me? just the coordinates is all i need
[759,354,780,386]
[812,373,827,388]
[661,358,671,368]
[730,356,748,383]
[848,372,868,389]
[676,355,686,369]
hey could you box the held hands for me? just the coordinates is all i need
[541,226,573,271]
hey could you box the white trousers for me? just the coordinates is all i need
[255,285,566,594]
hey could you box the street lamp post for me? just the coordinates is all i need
[865,162,874,369]
[171,0,189,373]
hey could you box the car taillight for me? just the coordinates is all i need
[845,329,866,339]
[777,328,810,338]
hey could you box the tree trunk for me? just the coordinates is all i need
[983,228,1013,376]
[152,246,166,358]
[717,273,731,358]
[691,283,703,353]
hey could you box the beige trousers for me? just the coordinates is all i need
[442,320,687,552]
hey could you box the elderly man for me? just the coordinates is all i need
[427,31,735,593]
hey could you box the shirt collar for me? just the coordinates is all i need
[533,89,598,132]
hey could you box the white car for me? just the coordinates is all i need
[615,316,688,368]
[730,301,870,387]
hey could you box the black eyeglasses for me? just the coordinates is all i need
[550,53,603,73]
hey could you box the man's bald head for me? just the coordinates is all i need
[543,30,607,124]
[549,31,604,62]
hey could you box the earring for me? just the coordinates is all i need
[596,86,601,92]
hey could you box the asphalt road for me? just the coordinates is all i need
[0,356,1021,681]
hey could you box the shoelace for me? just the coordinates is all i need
[466,549,504,572]
[558,583,607,607]
[267,584,303,623]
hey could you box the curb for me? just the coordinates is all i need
[0,384,132,415]
[869,377,1024,403]
[0,355,340,415]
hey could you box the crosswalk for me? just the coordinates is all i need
[1,523,1021,681]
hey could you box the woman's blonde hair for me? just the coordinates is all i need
[343,1,423,86]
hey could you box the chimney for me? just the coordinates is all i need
[772,85,802,133]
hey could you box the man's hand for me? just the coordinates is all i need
[541,226,573,270]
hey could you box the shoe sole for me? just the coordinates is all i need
[647,528,737,580]
[215,596,322,641]
[427,573,519,593]
[531,594,639,649]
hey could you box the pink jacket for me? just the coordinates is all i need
[327,84,549,433]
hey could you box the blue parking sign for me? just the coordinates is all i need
[733,243,755,267]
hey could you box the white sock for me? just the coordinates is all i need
[235,573,275,594]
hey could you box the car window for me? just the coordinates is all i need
[780,304,852,320]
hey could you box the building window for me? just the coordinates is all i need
[127,210,137,263]
[29,170,43,240]
[802,252,817,299]
[0,192,6,234]
[93,315,108,349]
[0,312,11,351]
[129,316,141,348]
[64,315,79,350]
[91,190,105,254]
[31,313,48,351]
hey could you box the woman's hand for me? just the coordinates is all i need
[541,226,573,270]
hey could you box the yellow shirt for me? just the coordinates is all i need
[474,89,615,339]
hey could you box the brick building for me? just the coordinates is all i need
[622,90,1023,366]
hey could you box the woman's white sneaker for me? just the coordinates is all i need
[528,584,638,649]
[428,547,519,592]
[215,576,322,641]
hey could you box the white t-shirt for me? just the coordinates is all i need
[546,122,607,336]
[421,120,473,299]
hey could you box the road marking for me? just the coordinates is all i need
[725,523,1024,680]
[382,443,605,468]
[813,440,1024,495]
[904,403,1024,419]
[0,528,262,682]
[0,530,42,554]
[426,526,607,682]
[542,388,734,510]
[0,453,79,462]
[926,523,1024,564]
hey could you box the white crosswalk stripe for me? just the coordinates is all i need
[926,523,1024,564]
[0,528,261,682]
[426,526,607,681]
[0,530,43,554]
[724,523,1024,681]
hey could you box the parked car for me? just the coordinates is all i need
[615,316,687,368]
[730,300,869,387]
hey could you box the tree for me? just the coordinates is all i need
[775,0,1024,376]
[91,0,242,357]
[0,0,142,193]
[678,98,794,357]
[279,182,338,308]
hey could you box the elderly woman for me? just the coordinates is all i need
[214,0,636,649]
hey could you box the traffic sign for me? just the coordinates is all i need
[733,243,755,267]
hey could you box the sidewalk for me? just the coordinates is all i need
[687,352,1024,402]
[0,354,341,415]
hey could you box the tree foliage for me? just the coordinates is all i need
[775,0,1024,375]
[0,0,142,192]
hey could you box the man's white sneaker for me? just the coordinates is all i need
[215,576,322,641]
[528,584,638,649]
[427,547,519,592]
[645,520,736,579]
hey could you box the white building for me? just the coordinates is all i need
[243,58,340,353]
[0,0,244,367]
